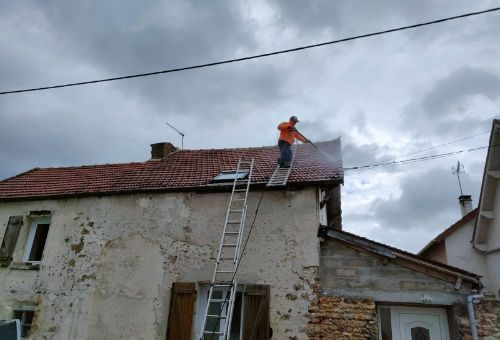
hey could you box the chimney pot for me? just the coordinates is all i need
[151,142,177,159]
[458,195,473,217]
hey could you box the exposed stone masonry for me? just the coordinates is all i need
[459,299,500,340]
[307,296,378,340]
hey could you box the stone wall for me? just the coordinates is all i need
[307,296,378,340]
[459,299,500,340]
[0,187,321,339]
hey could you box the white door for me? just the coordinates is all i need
[391,307,450,340]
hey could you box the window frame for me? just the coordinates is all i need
[212,170,249,182]
[319,189,328,226]
[194,284,245,340]
[22,217,51,265]
[12,307,35,339]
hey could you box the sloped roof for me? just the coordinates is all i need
[0,138,343,201]
[319,227,481,286]
[418,208,478,256]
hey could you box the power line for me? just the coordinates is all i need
[1,7,499,96]
[380,130,490,162]
[344,144,496,172]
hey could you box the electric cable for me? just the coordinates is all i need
[208,190,265,340]
[344,144,498,172]
[380,130,490,162]
[1,7,499,95]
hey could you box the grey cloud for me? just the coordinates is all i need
[273,0,456,38]
[371,165,481,232]
[399,67,499,140]
[422,67,500,116]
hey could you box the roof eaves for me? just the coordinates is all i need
[0,178,344,202]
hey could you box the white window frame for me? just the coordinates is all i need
[319,189,328,226]
[195,284,245,340]
[212,170,249,182]
[23,217,51,264]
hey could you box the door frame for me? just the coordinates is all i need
[377,305,450,340]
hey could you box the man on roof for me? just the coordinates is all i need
[277,116,311,168]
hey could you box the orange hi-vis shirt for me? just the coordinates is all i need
[277,121,307,145]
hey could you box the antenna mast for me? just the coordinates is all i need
[165,122,185,150]
[452,161,465,195]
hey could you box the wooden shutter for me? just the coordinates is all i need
[0,216,23,267]
[242,284,270,340]
[166,282,196,340]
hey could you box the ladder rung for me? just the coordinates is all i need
[216,270,235,273]
[206,314,227,318]
[204,331,225,335]
[219,257,236,260]
[234,189,247,192]
[222,244,237,247]
[229,209,243,212]
[232,198,245,201]
[227,221,241,224]
[213,283,232,287]
[225,232,239,235]
[209,298,228,303]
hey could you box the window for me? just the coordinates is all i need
[319,189,328,226]
[195,285,244,340]
[23,217,51,264]
[166,283,270,340]
[212,170,249,182]
[12,309,34,338]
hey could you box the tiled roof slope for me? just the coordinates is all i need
[0,138,343,201]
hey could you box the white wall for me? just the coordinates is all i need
[445,221,488,278]
[0,187,321,339]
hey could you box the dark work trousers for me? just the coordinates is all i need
[278,140,292,166]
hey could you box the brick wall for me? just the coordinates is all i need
[459,299,500,340]
[307,296,378,340]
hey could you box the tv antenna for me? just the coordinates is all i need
[452,161,465,195]
[165,122,185,149]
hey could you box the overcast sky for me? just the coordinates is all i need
[1,1,499,253]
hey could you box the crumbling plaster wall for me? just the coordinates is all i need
[0,187,320,339]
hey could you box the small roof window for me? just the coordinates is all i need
[212,170,249,182]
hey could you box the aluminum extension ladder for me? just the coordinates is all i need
[267,144,297,187]
[199,158,255,340]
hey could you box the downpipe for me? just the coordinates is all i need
[467,293,484,340]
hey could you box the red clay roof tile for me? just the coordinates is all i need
[0,138,343,200]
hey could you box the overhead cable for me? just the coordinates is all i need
[1,7,499,95]
[344,144,497,171]
[380,130,490,162]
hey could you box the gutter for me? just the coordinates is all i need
[467,293,484,340]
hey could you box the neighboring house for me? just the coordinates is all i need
[310,227,483,340]
[419,121,500,299]
[0,140,343,340]
[418,119,500,338]
[0,137,493,340]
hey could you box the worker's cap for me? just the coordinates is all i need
[290,115,299,122]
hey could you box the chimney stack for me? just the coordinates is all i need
[458,195,473,217]
[151,142,177,159]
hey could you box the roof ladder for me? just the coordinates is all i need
[266,144,297,187]
[199,158,255,340]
